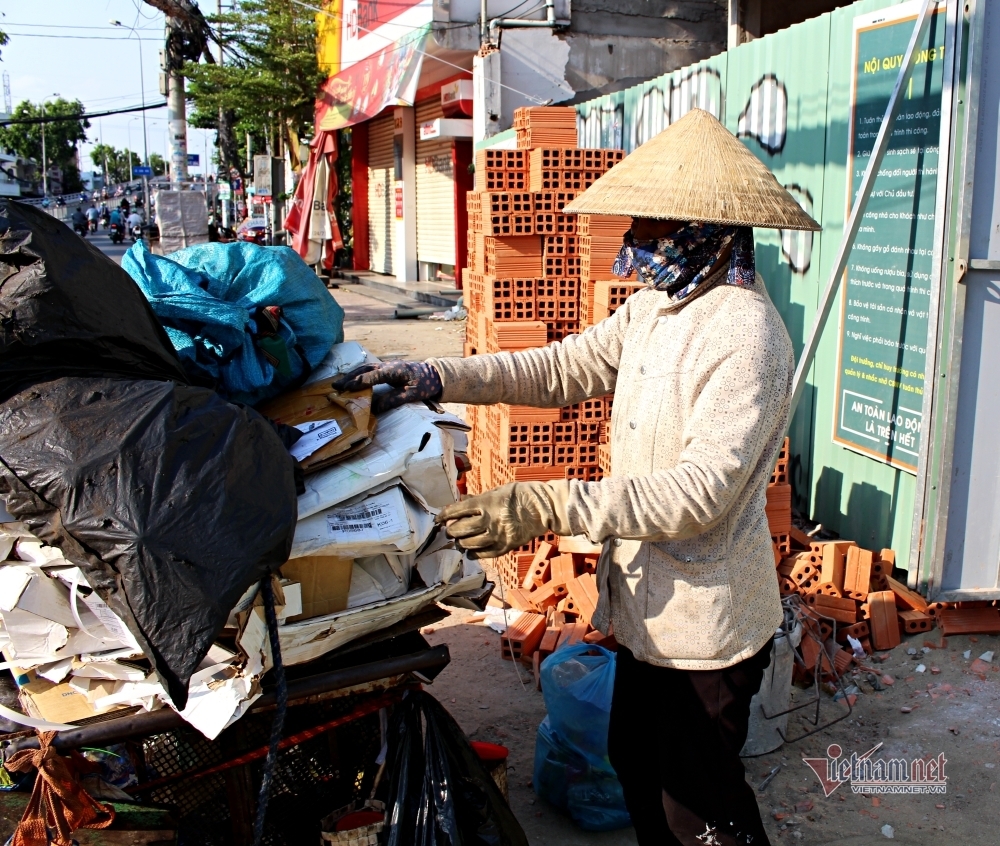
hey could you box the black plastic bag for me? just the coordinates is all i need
[383,691,528,846]
[0,200,189,400]
[0,375,297,708]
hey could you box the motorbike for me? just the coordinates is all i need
[89,218,98,233]
[109,222,124,244]
[130,223,143,243]
[73,221,88,238]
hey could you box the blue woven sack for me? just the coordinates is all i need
[123,240,343,405]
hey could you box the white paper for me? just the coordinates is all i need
[347,565,387,608]
[292,485,435,559]
[356,554,408,599]
[290,419,344,461]
[37,657,74,683]
[15,540,70,568]
[297,404,459,520]
[304,341,380,385]
[326,492,408,544]
[71,661,148,682]
[1,608,70,661]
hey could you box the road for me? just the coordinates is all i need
[86,227,132,265]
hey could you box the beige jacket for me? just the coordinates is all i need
[430,271,793,669]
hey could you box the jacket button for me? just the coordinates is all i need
[658,316,667,324]
[614,538,622,547]
[686,557,692,562]
[640,365,646,375]
[629,420,636,429]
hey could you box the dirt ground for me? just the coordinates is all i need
[339,287,1000,846]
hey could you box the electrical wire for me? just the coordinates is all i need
[0,101,166,127]
[291,0,553,105]
[4,32,161,41]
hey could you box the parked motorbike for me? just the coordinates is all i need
[109,222,124,244]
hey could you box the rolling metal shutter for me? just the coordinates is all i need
[367,113,395,275]
[415,97,456,267]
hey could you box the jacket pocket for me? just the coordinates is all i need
[652,517,731,564]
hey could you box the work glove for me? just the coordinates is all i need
[331,360,443,414]
[435,481,573,559]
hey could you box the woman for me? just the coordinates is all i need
[334,109,820,845]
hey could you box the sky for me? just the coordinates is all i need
[1,1,217,175]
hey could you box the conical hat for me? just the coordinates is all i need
[563,109,820,231]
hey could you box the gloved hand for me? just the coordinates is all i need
[331,361,443,414]
[435,480,573,558]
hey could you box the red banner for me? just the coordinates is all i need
[315,26,427,133]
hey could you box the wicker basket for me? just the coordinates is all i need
[319,799,386,845]
[485,758,509,802]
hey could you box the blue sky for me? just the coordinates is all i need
[1,1,216,174]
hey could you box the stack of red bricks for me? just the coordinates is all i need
[494,534,615,683]
[767,438,1000,683]
[463,106,633,591]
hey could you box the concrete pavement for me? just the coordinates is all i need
[87,227,132,265]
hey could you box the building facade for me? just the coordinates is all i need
[314,0,734,284]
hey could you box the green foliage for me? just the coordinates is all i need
[0,30,8,60]
[61,163,84,194]
[89,144,142,184]
[185,0,324,153]
[149,152,167,176]
[0,99,90,170]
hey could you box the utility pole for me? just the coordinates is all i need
[165,16,189,188]
[40,102,47,197]
[217,0,229,227]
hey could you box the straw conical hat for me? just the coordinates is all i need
[563,109,820,231]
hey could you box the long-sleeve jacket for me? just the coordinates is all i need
[429,270,793,669]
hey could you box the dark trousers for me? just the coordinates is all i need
[608,641,773,846]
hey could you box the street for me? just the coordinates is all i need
[86,227,131,265]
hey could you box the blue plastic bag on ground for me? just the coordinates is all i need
[122,240,344,405]
[533,644,631,831]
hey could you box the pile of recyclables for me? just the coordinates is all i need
[0,201,485,743]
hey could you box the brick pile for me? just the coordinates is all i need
[766,438,1000,683]
[464,106,632,592]
[487,431,1000,681]
[498,535,615,683]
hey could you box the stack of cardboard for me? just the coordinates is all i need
[0,342,489,739]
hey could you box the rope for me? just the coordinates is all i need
[251,576,288,846]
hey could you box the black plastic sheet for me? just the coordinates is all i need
[0,201,298,709]
[0,200,190,400]
[383,691,528,846]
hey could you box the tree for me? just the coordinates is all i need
[0,99,89,173]
[149,152,167,176]
[183,0,325,177]
[89,144,141,184]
